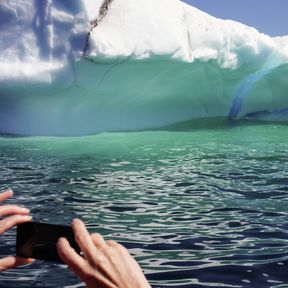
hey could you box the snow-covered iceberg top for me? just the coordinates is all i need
[1,0,288,79]
[0,0,288,136]
[87,0,288,69]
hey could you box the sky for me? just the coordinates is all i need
[182,0,288,37]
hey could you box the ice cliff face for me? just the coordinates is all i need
[0,0,91,79]
[0,0,288,135]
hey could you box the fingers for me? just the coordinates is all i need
[0,215,32,235]
[0,189,30,217]
[0,189,13,202]
[91,233,108,249]
[106,240,122,248]
[0,188,31,235]
[0,205,30,217]
[0,256,34,272]
[57,237,117,288]
[71,219,98,266]
[0,189,34,272]
[106,240,130,257]
[57,237,89,278]
[58,221,150,288]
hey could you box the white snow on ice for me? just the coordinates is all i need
[0,0,287,80]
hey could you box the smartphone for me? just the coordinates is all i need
[16,222,81,263]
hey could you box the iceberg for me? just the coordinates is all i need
[0,0,288,136]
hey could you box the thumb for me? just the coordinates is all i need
[0,256,34,271]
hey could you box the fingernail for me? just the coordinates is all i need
[57,237,66,245]
[25,216,33,221]
[72,218,80,225]
[21,208,30,213]
[27,258,35,263]
[1,188,13,194]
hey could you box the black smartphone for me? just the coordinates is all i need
[16,222,81,263]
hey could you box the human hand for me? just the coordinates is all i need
[0,189,34,271]
[57,219,151,288]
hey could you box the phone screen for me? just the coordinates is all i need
[16,222,81,263]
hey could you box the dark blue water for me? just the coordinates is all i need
[0,124,288,287]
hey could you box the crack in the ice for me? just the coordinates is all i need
[94,56,130,89]
[82,0,114,60]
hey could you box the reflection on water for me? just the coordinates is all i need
[0,124,288,287]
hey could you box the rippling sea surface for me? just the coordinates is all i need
[0,123,288,288]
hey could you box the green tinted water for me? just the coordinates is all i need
[0,124,288,287]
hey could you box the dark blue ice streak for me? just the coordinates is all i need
[229,68,268,119]
[228,55,281,120]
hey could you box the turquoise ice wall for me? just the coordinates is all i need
[0,56,287,136]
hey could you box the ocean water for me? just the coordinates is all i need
[0,123,288,288]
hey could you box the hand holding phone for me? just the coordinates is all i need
[16,222,81,263]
